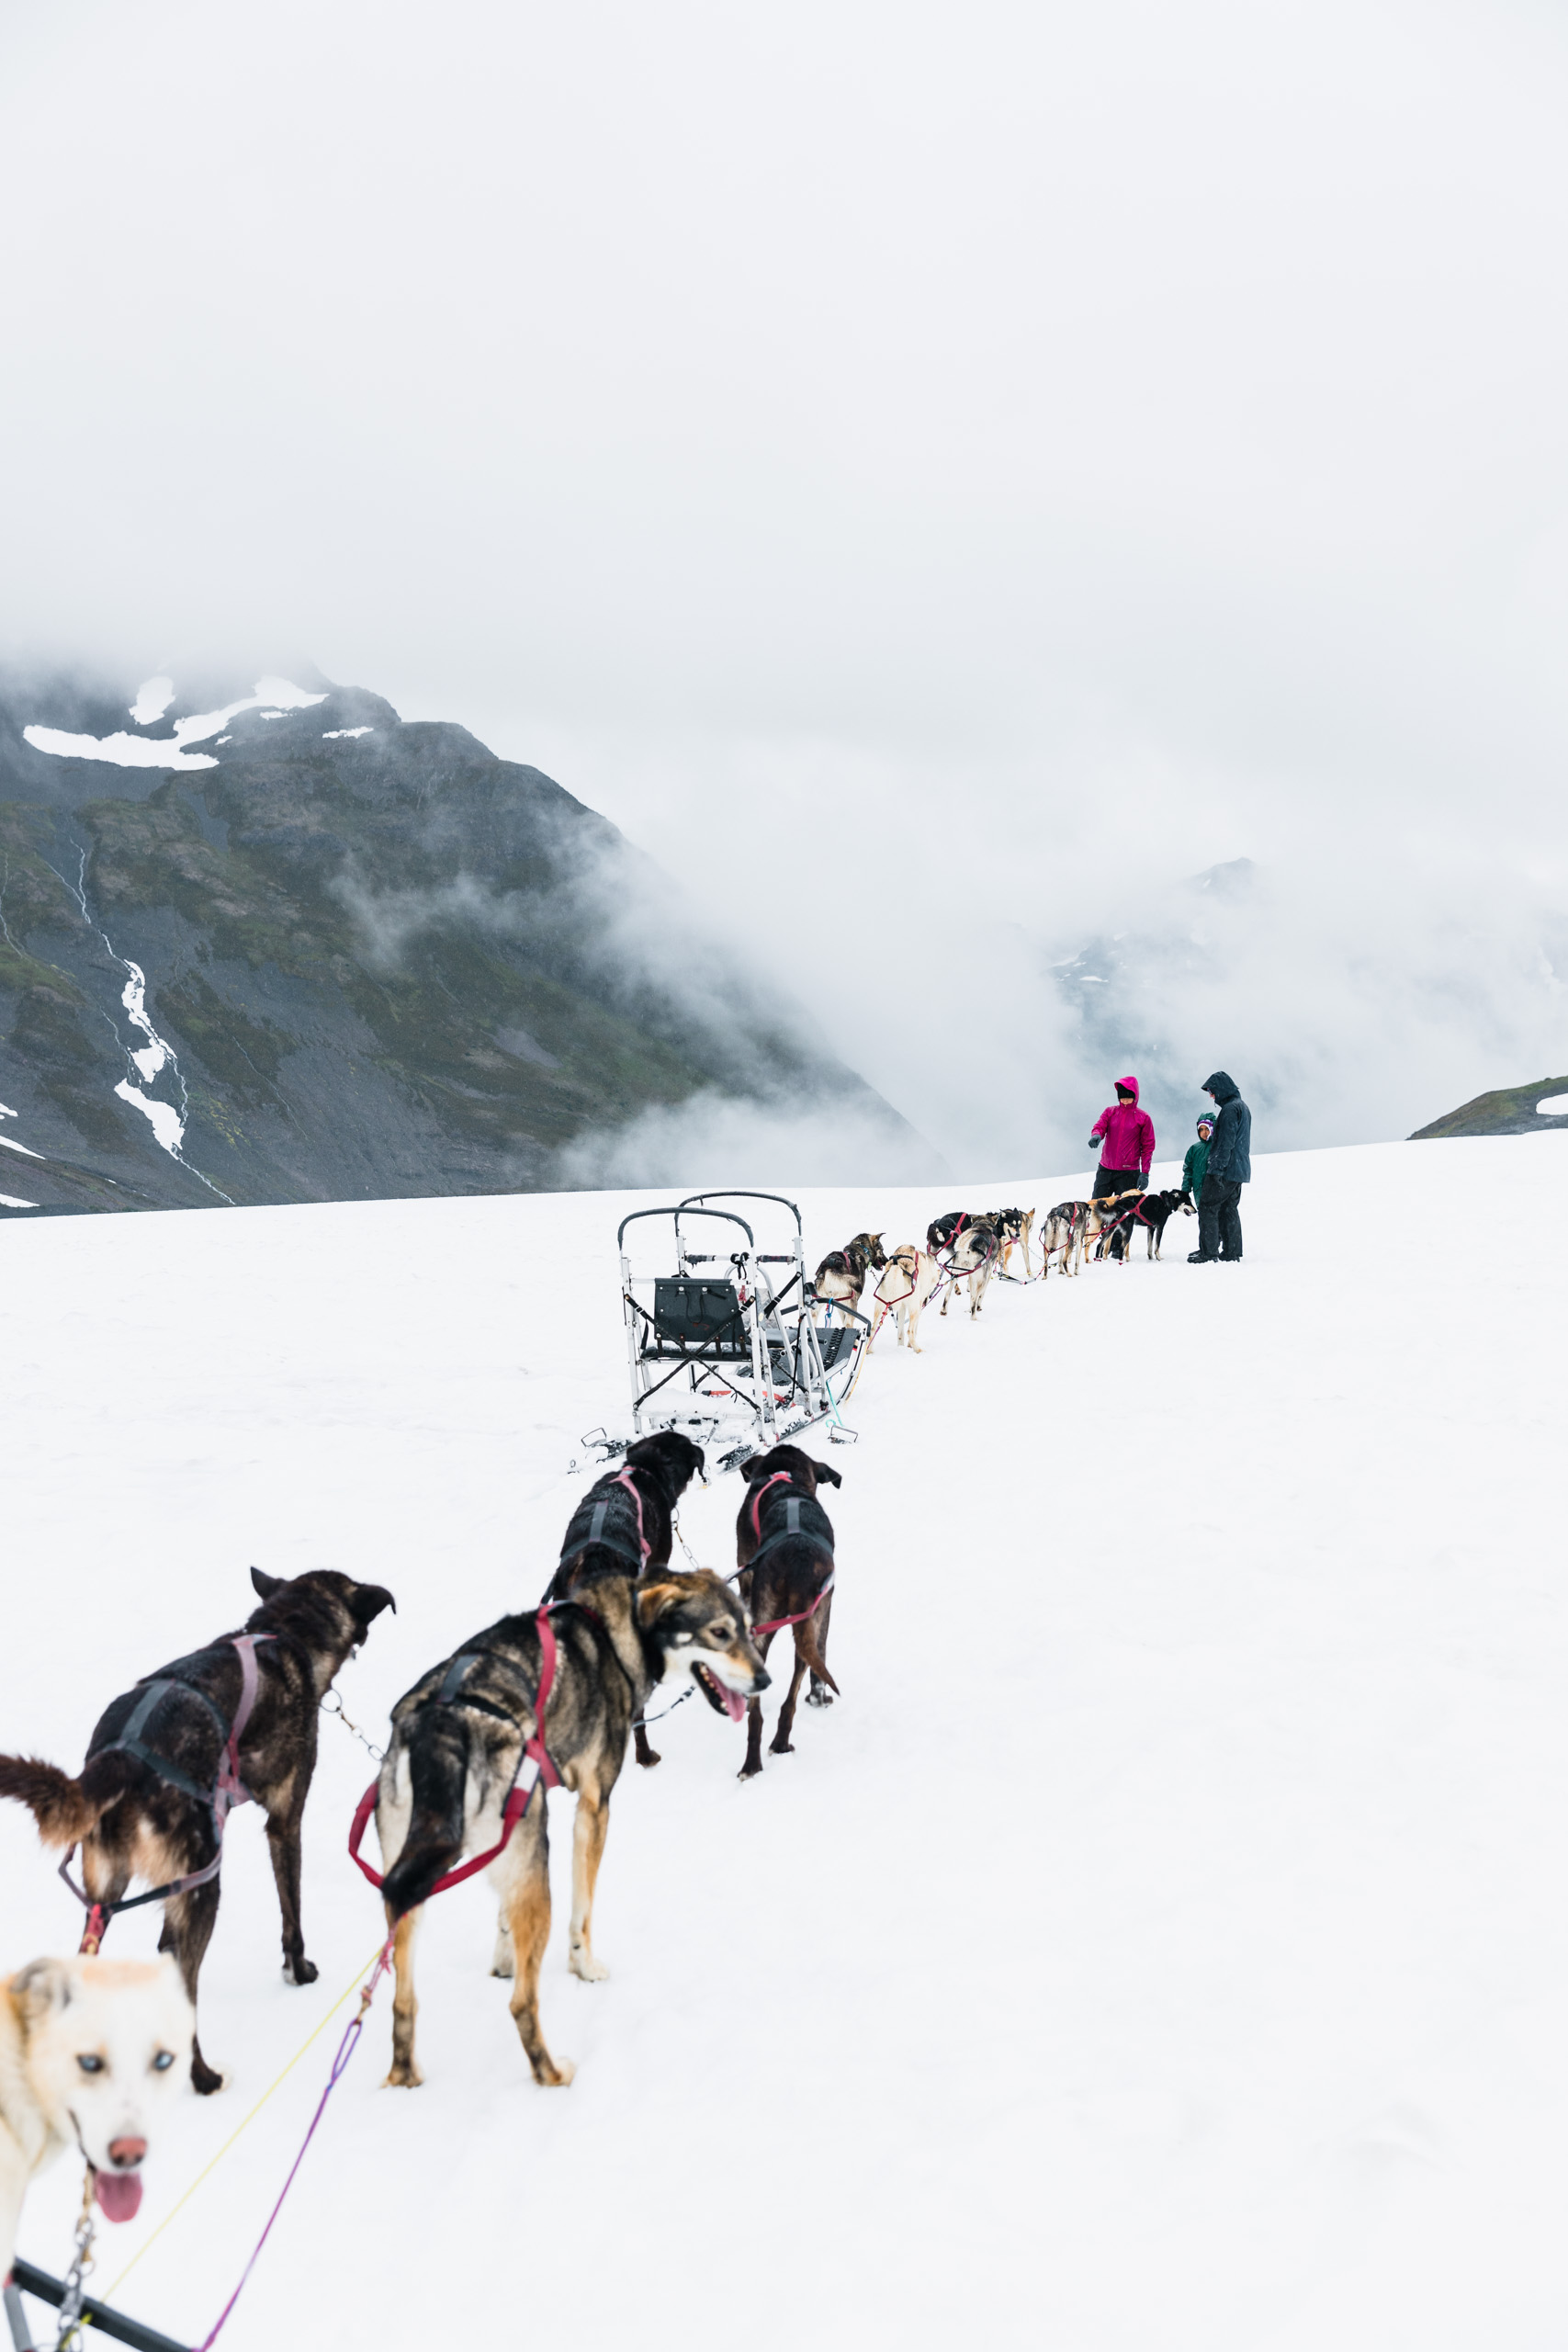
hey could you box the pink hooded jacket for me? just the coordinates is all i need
[1090,1075,1155,1174]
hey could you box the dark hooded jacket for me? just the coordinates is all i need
[1201,1071,1251,1184]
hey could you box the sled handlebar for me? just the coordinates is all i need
[617,1205,755,1248]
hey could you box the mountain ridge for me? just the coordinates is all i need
[0,668,928,1213]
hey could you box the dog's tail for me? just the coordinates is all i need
[0,1755,101,1848]
[379,1718,473,1921]
[797,1617,840,1698]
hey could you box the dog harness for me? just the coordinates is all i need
[348,1609,564,1900]
[556,1470,651,1574]
[744,1476,837,1636]
[61,1633,276,1949]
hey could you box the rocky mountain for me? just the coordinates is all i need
[0,667,923,1214]
[1409,1077,1568,1139]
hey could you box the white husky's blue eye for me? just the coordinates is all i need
[152,2051,175,2072]
[76,2053,105,2075]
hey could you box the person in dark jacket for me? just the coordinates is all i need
[1189,1070,1250,1263]
[1180,1113,1213,1206]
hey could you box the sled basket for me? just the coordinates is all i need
[650,1276,750,1356]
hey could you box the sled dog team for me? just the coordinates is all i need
[0,1436,840,2276]
[1,1072,1247,2270]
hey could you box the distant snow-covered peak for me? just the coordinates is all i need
[25,675,328,772]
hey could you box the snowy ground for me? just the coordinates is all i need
[4,1136,1568,2350]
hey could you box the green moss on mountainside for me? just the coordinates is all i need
[1410,1077,1568,1139]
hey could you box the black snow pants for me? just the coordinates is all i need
[1198,1173,1244,1261]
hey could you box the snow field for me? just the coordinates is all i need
[3,1136,1567,2349]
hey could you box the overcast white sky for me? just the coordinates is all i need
[4,0,1568,1166]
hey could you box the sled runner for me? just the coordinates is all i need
[615,1193,866,1469]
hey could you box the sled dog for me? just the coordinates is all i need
[1039,1200,1088,1278]
[734,1447,841,1779]
[1101,1187,1193,1262]
[867,1243,941,1353]
[938,1215,1000,1318]
[0,1569,394,2094]
[1,1954,192,2284]
[374,1571,769,2090]
[811,1233,886,1317]
[1081,1191,1145,1266]
[543,1430,706,1769]
[988,1206,1035,1279]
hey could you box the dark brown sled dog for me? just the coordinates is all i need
[735,1445,841,1781]
[0,1567,394,2093]
[373,1570,769,2089]
[541,1430,706,1769]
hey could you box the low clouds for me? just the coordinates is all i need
[3,0,1567,1176]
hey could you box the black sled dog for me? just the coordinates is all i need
[368,1570,769,2090]
[542,1430,705,1769]
[735,1445,841,1781]
[0,1567,395,2093]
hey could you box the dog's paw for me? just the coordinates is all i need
[768,1736,796,1756]
[383,2062,423,2089]
[805,1687,834,1708]
[569,1945,610,1984]
[738,1759,763,1781]
[536,2055,576,2088]
[636,1746,662,1769]
[282,1955,319,1987]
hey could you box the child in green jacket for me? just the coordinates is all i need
[1181,1114,1214,1204]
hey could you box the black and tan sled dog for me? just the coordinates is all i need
[371,1570,769,2089]
[542,1430,705,1770]
[735,1445,841,1781]
[0,1567,395,2093]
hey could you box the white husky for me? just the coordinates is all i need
[0,1955,193,2286]
[867,1244,942,1353]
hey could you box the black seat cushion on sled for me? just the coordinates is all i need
[649,1277,750,1357]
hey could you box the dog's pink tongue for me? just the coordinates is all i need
[721,1682,746,1724]
[94,2166,143,2223]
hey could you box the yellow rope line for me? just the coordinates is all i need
[92,1938,388,2310]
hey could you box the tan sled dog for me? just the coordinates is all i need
[867,1244,941,1353]
[1,1955,192,2284]
[1039,1200,1088,1278]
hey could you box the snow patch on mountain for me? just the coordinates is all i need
[130,676,175,725]
[24,677,327,771]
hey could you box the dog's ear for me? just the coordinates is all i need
[740,1456,775,1485]
[10,1957,72,2026]
[813,1461,842,1487]
[351,1581,396,1627]
[250,1566,283,1602]
[634,1580,689,1627]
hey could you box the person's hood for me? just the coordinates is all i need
[1114,1074,1140,1104]
[1202,1070,1239,1103]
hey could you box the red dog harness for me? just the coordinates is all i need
[348,1610,563,1899]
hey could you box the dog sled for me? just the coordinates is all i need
[614,1193,867,1470]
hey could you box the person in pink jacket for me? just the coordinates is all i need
[1088,1075,1155,1199]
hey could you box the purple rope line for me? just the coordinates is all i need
[194,1943,392,2348]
